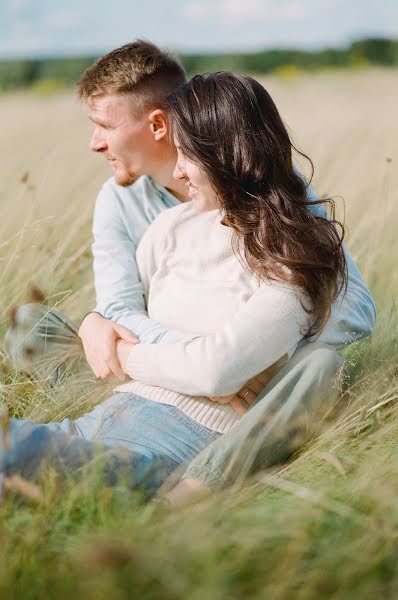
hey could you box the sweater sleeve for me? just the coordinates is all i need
[125,283,309,397]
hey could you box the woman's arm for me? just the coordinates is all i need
[121,283,308,397]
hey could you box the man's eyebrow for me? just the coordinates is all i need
[89,115,107,126]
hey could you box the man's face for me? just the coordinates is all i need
[88,94,156,186]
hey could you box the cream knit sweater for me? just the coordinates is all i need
[116,201,309,433]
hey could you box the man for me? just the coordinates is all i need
[4,40,376,504]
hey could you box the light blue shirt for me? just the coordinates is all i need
[92,174,376,350]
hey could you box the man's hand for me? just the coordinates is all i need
[78,312,139,381]
[209,354,288,415]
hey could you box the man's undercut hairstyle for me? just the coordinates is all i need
[77,40,187,114]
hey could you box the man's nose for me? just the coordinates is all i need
[90,129,107,153]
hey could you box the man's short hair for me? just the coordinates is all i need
[77,39,187,114]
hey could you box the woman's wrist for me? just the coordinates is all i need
[116,339,135,373]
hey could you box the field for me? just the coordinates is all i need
[0,69,397,598]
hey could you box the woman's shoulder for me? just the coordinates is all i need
[137,202,196,255]
[149,201,196,229]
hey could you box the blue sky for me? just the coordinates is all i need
[1,0,397,58]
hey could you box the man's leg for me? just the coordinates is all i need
[0,395,219,500]
[174,342,344,492]
[4,303,90,385]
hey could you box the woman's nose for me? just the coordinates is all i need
[173,161,185,180]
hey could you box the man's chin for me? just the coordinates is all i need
[111,164,138,187]
[114,173,138,187]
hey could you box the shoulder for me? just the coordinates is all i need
[146,200,195,230]
[137,202,194,254]
[97,175,160,207]
[93,176,172,237]
[293,164,330,219]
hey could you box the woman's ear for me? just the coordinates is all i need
[148,109,168,141]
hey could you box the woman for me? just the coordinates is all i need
[0,73,346,499]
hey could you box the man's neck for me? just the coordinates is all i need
[150,154,189,203]
[162,177,189,203]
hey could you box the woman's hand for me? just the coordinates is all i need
[115,339,139,373]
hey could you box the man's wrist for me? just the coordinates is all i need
[80,310,105,327]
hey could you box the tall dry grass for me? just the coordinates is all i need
[0,69,397,598]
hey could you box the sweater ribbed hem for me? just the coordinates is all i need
[113,381,240,434]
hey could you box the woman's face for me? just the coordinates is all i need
[173,141,220,212]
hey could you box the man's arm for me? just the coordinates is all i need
[304,178,376,347]
[90,178,194,345]
[79,178,194,379]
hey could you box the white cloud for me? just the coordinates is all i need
[183,0,309,26]
[7,0,36,15]
[0,0,396,58]
[43,11,86,30]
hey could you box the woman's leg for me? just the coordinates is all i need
[91,394,220,463]
[1,395,220,498]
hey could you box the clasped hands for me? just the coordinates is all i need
[79,312,278,415]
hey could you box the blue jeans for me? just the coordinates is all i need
[0,394,220,497]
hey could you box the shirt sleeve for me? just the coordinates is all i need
[125,283,309,397]
[91,180,195,345]
[301,174,376,347]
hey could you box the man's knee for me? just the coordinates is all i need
[4,303,81,379]
[6,303,51,342]
[4,304,52,369]
[289,342,344,389]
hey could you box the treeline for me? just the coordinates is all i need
[0,37,397,92]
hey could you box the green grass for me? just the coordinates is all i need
[0,71,398,598]
[1,329,397,600]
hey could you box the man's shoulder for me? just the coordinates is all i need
[100,175,160,202]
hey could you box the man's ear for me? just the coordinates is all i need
[148,109,168,141]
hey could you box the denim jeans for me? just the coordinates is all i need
[0,394,220,497]
[4,305,346,493]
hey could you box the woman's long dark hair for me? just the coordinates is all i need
[167,72,347,337]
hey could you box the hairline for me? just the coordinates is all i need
[83,89,169,120]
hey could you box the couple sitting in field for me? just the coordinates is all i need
[2,41,375,505]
